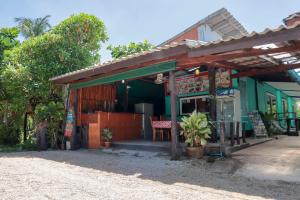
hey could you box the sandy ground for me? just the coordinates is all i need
[0,138,300,200]
[232,136,300,183]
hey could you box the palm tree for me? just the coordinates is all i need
[15,15,51,39]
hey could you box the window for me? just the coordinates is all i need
[180,96,209,115]
[266,93,277,114]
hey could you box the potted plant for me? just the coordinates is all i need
[102,128,112,148]
[180,111,211,158]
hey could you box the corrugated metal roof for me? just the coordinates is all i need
[283,12,300,23]
[51,23,300,83]
[159,8,248,46]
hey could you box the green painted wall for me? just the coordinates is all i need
[164,96,180,120]
[71,61,176,89]
[116,80,164,115]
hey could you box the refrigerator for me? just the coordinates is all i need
[134,103,154,140]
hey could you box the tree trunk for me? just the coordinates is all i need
[23,112,28,142]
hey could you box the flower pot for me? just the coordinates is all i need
[104,141,111,148]
[186,146,204,158]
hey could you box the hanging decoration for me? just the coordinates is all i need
[155,73,164,84]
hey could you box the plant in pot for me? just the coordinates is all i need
[180,111,211,158]
[102,128,112,148]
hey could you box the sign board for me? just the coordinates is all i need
[176,69,230,95]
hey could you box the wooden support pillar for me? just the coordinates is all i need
[71,88,78,150]
[169,70,179,160]
[208,66,217,142]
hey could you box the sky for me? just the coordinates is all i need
[1,0,300,62]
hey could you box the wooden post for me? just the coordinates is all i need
[71,88,78,150]
[220,121,225,152]
[296,118,299,135]
[208,67,217,142]
[242,122,247,143]
[287,118,291,136]
[169,70,179,160]
[230,122,235,146]
[236,122,240,145]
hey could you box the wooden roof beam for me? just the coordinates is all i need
[177,43,300,66]
[231,63,300,78]
[189,25,300,57]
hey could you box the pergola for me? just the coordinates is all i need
[51,23,300,159]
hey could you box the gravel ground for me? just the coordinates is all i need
[0,149,299,200]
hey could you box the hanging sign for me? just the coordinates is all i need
[176,69,230,95]
[64,107,74,137]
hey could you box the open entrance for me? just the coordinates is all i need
[67,61,179,151]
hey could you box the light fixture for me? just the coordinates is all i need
[155,73,163,84]
[195,68,200,76]
[121,80,125,84]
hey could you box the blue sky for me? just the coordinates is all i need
[1,0,299,62]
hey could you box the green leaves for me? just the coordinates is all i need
[0,27,19,65]
[0,13,109,145]
[107,40,154,59]
[15,15,51,39]
[180,111,212,147]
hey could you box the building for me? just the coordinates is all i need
[51,8,300,157]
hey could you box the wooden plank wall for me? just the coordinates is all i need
[67,85,116,126]
[81,85,116,114]
[87,112,142,149]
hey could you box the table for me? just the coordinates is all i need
[151,121,182,141]
[152,121,171,141]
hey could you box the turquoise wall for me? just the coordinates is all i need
[244,78,295,130]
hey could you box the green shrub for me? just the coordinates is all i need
[180,111,211,147]
[0,123,20,145]
[20,137,37,151]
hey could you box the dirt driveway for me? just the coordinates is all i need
[0,138,299,200]
[232,136,300,183]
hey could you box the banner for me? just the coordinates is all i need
[176,69,230,95]
[64,107,74,137]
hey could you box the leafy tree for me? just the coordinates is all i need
[15,15,51,38]
[0,65,31,144]
[0,13,108,144]
[107,40,154,59]
[0,27,19,65]
[34,101,64,148]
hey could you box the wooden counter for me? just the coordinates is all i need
[80,112,142,149]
